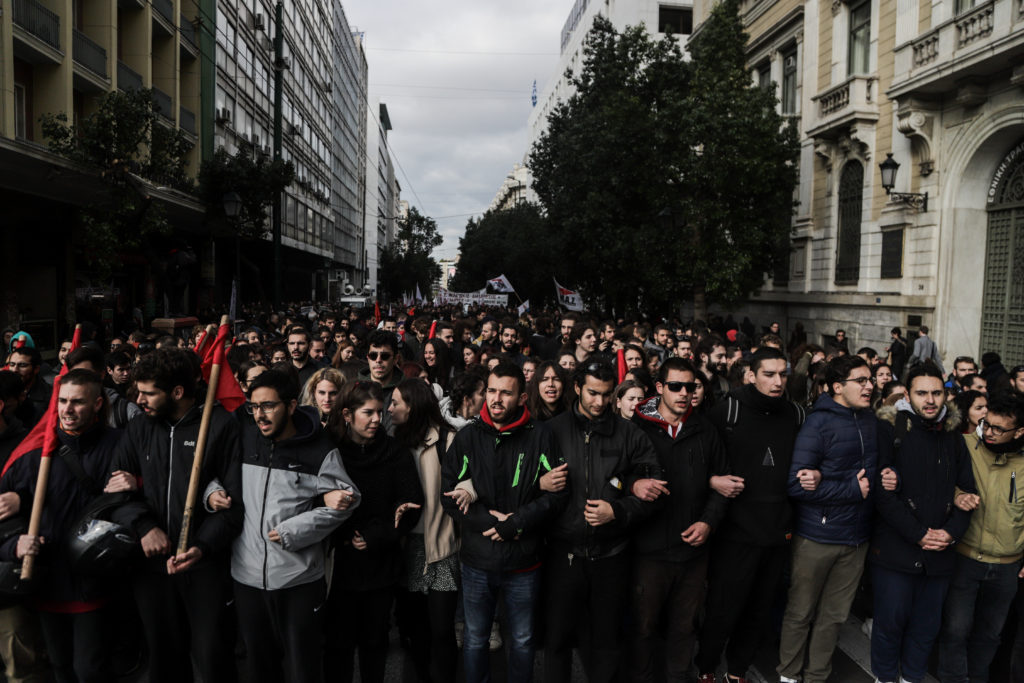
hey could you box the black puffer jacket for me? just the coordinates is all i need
[870,402,976,576]
[631,398,729,563]
[546,405,660,559]
[441,404,567,572]
[110,403,243,567]
[0,424,121,605]
[333,432,423,591]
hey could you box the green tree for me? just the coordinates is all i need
[449,202,554,305]
[379,206,442,302]
[197,144,295,240]
[40,88,195,277]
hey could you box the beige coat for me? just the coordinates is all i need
[416,426,460,571]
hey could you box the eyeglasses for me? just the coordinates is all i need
[841,376,875,387]
[367,351,393,362]
[244,401,283,415]
[664,381,697,393]
[980,418,1015,436]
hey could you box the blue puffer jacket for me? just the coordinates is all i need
[787,393,878,546]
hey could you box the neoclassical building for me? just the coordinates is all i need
[691,0,1024,366]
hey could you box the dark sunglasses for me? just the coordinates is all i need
[664,381,697,393]
[367,351,393,362]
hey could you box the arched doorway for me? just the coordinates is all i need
[981,139,1024,364]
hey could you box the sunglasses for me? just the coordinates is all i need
[664,381,697,393]
[367,351,393,362]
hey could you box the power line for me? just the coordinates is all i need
[373,83,531,94]
[366,47,558,57]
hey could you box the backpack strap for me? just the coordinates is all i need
[725,395,740,429]
[792,402,806,427]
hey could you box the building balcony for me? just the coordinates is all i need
[117,61,143,91]
[806,75,879,139]
[152,0,174,36]
[11,0,62,64]
[152,87,174,122]
[179,106,196,135]
[179,14,198,58]
[890,0,1024,99]
[72,30,107,77]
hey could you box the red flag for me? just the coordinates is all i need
[193,328,211,358]
[428,321,437,339]
[374,301,381,326]
[201,323,246,413]
[3,326,82,477]
[616,348,627,384]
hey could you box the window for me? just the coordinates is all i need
[848,0,871,75]
[954,0,976,14]
[781,48,798,114]
[14,84,27,140]
[659,6,693,35]
[836,161,864,284]
[881,229,904,279]
[757,61,771,90]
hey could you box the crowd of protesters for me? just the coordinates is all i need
[0,304,1023,683]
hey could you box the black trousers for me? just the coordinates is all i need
[695,539,787,677]
[406,588,459,683]
[324,586,394,683]
[132,562,236,683]
[234,579,327,683]
[37,608,110,683]
[543,547,632,683]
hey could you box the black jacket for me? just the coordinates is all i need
[110,403,244,567]
[441,405,567,572]
[546,405,659,559]
[870,403,976,576]
[708,385,804,546]
[333,432,423,591]
[631,398,729,563]
[0,416,27,470]
[0,424,121,605]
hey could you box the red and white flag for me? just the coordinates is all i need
[487,274,515,293]
[553,278,584,312]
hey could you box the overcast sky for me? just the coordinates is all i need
[343,1,568,262]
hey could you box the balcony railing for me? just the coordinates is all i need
[152,87,173,121]
[153,0,173,24]
[73,30,107,77]
[179,14,196,46]
[179,106,196,134]
[117,61,143,91]
[12,0,60,50]
[816,76,875,117]
[912,31,940,67]
[956,1,995,48]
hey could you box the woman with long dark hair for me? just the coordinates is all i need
[527,361,569,421]
[389,379,460,683]
[324,382,424,683]
[423,338,453,394]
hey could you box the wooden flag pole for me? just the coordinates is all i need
[22,323,81,580]
[177,315,229,555]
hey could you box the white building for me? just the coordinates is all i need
[364,100,400,297]
[489,163,530,211]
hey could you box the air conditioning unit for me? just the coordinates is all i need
[360,285,374,296]
[254,13,265,30]
[215,107,231,124]
[277,56,291,71]
[288,123,303,137]
[261,144,272,156]
[324,82,332,93]
[251,134,261,147]
[334,269,346,280]
[343,283,355,296]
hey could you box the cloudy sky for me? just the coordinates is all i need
[344,1,568,261]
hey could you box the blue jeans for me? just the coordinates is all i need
[938,553,1020,683]
[870,564,949,683]
[461,563,540,683]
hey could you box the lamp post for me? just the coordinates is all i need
[879,153,928,211]
[223,191,243,318]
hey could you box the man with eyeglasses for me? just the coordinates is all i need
[232,369,359,683]
[630,357,728,682]
[358,330,402,434]
[936,393,1024,683]
[542,361,660,682]
[696,347,806,683]
[868,364,976,683]
[778,355,879,683]
[106,347,243,683]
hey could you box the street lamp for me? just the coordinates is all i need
[222,191,243,219]
[223,192,243,318]
[879,153,928,211]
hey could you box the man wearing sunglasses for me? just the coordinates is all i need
[778,355,879,683]
[630,357,728,682]
[937,393,1024,683]
[696,347,806,683]
[358,330,401,434]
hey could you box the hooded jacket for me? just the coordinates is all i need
[232,406,358,591]
[787,393,878,546]
[333,431,423,591]
[441,404,567,572]
[708,384,804,546]
[545,403,660,559]
[631,397,728,563]
[110,402,243,566]
[957,433,1024,561]
[870,400,975,575]
[0,423,122,608]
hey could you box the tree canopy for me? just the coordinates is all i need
[197,144,295,241]
[379,206,442,302]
